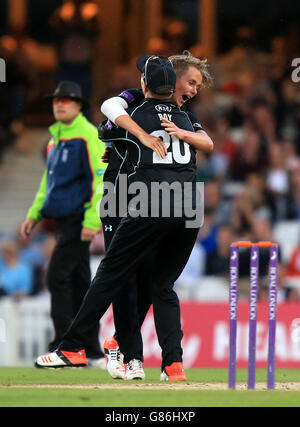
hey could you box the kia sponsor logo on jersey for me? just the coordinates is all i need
[155,104,172,113]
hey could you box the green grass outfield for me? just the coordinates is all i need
[0,367,300,407]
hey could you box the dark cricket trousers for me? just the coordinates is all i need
[47,214,103,359]
[102,216,182,365]
[102,215,153,363]
[59,216,199,368]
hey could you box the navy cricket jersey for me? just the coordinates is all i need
[99,89,144,185]
[99,88,203,187]
[123,97,200,217]
[126,98,196,180]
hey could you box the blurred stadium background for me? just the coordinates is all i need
[0,0,300,369]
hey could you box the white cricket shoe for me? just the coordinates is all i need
[124,359,145,380]
[87,357,107,370]
[103,336,125,379]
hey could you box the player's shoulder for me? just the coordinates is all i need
[118,88,144,106]
[181,107,204,131]
[140,98,178,111]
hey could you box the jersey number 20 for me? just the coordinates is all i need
[151,130,191,164]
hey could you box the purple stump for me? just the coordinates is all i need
[228,245,239,389]
[267,244,278,390]
[248,245,259,389]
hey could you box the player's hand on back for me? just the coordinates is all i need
[161,118,186,140]
[138,133,167,159]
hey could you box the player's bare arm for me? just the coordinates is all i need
[115,114,168,159]
[101,97,167,159]
[160,117,214,153]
